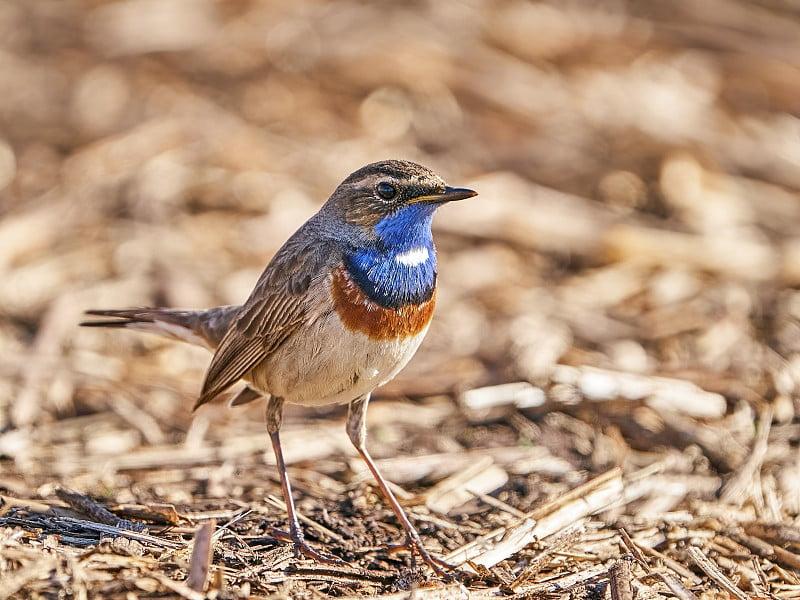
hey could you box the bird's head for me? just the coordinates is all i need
[323,160,477,247]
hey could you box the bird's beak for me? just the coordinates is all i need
[410,186,478,204]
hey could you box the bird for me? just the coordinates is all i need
[82,159,477,576]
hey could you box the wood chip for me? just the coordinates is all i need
[424,456,508,514]
[186,519,215,592]
[686,546,749,600]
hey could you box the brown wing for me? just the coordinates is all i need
[194,223,335,409]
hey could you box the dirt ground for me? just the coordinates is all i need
[2,1,800,598]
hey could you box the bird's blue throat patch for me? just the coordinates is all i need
[344,203,438,309]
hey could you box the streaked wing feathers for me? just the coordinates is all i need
[194,226,334,409]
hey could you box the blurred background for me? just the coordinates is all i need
[2,0,800,516]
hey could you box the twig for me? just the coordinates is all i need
[335,583,470,600]
[445,468,624,568]
[686,546,749,600]
[730,530,800,571]
[656,573,701,600]
[507,521,584,590]
[56,487,124,527]
[467,490,526,519]
[0,496,51,514]
[508,563,609,597]
[425,456,508,513]
[187,519,215,592]
[617,527,650,569]
[56,517,184,549]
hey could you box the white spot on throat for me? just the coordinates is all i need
[394,246,430,266]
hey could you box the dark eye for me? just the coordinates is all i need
[376,182,397,200]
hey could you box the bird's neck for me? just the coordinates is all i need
[344,206,438,309]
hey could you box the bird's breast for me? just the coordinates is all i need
[329,265,436,341]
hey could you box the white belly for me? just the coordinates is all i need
[247,310,429,406]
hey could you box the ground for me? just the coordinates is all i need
[1,1,800,598]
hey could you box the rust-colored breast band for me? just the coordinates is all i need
[330,266,435,341]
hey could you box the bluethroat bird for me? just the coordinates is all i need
[82,159,477,576]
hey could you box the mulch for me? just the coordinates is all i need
[2,0,800,598]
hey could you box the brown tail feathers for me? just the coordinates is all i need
[81,306,240,350]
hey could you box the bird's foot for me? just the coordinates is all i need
[387,534,459,580]
[271,528,345,565]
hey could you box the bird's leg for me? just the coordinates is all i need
[266,396,343,564]
[346,395,454,578]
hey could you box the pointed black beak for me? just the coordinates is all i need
[410,186,478,204]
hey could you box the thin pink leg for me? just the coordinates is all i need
[266,397,343,564]
[347,395,454,578]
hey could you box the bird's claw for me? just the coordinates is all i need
[387,535,459,580]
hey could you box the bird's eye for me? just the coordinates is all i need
[376,182,397,200]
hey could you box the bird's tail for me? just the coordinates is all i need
[81,306,240,350]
